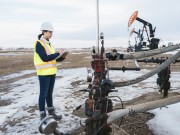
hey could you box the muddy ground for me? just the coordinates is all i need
[0,49,180,135]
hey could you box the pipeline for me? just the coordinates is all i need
[137,58,180,63]
[114,50,180,87]
[107,95,180,124]
[123,44,180,60]
[109,67,140,71]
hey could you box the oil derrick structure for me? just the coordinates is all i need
[128,11,160,52]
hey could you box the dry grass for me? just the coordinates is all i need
[0,50,179,77]
[0,53,34,76]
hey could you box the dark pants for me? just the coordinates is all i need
[38,75,56,111]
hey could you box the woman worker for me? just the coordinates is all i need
[34,22,68,121]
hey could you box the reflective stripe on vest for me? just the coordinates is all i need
[35,62,56,70]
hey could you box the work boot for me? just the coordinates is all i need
[40,111,46,121]
[47,107,62,120]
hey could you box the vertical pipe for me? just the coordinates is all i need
[96,0,99,53]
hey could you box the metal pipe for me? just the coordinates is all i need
[96,0,100,53]
[107,95,180,124]
[123,44,180,60]
[137,59,180,63]
[114,50,180,87]
[109,67,140,71]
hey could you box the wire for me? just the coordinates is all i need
[107,96,124,127]
[108,96,124,109]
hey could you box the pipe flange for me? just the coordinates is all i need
[39,116,58,134]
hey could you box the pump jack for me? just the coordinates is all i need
[128,11,160,52]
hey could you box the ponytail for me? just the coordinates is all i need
[38,33,43,40]
[38,30,48,40]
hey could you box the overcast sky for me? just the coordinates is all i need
[0,0,179,48]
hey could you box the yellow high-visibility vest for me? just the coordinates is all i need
[34,40,57,75]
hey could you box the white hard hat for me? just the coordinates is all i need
[40,22,54,32]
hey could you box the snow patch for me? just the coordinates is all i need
[0,68,179,134]
[148,102,180,135]
[0,70,35,81]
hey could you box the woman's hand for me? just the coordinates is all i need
[61,51,68,58]
[59,50,69,58]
